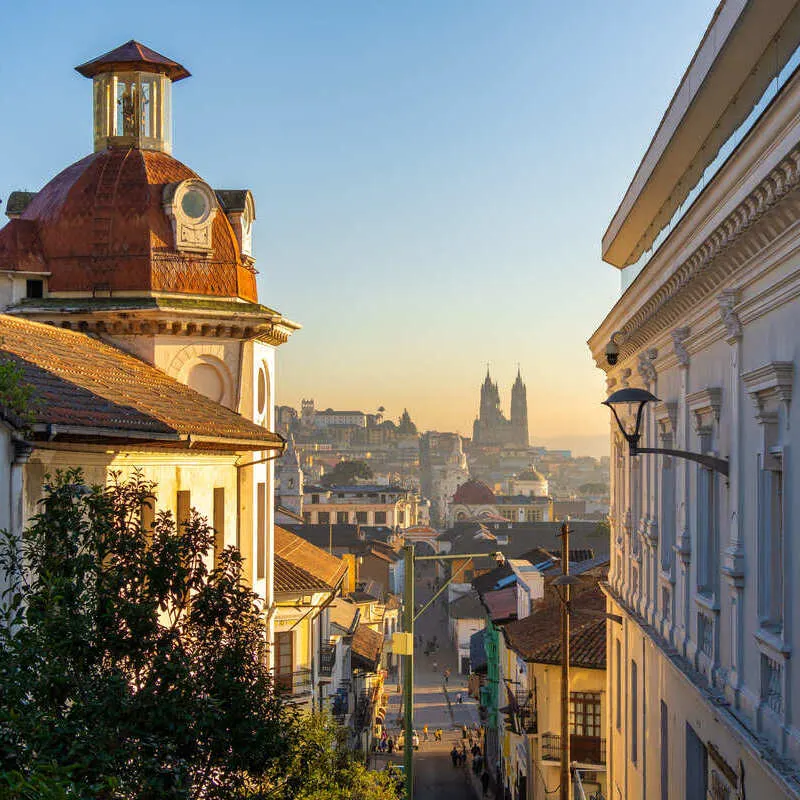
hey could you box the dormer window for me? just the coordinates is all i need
[214,190,256,261]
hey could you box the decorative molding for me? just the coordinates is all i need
[717,289,742,344]
[672,327,690,367]
[687,387,722,428]
[654,401,678,436]
[620,368,632,389]
[614,146,800,358]
[742,362,794,425]
[606,376,617,393]
[637,350,657,385]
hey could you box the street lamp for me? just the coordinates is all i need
[602,388,729,476]
[400,545,504,800]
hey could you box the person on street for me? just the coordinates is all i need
[481,770,490,795]
[450,746,459,767]
[462,724,468,739]
[387,737,394,754]
[432,661,438,671]
[422,724,429,741]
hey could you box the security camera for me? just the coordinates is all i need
[605,339,619,366]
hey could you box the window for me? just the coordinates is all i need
[213,487,225,569]
[176,490,191,529]
[256,482,266,580]
[318,511,330,524]
[696,465,718,595]
[615,639,621,730]
[375,511,387,525]
[356,511,368,524]
[302,512,311,524]
[337,511,349,524]
[275,631,293,691]
[758,453,783,630]
[311,494,320,505]
[525,509,542,522]
[631,660,638,764]
[26,279,43,299]
[569,692,601,737]
[660,455,675,572]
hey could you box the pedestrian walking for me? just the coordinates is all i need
[461,724,468,739]
[481,770,490,795]
[450,746,459,767]
[422,724,429,742]
[457,692,463,704]
[387,736,394,754]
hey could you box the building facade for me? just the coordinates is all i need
[589,4,800,797]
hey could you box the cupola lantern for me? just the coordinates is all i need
[76,40,190,155]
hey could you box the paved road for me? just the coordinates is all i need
[374,560,493,799]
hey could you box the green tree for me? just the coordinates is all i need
[0,470,397,800]
[320,460,373,486]
[0,470,287,799]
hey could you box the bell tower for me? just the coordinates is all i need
[511,367,529,447]
[76,40,190,154]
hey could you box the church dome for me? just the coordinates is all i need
[0,148,256,302]
[517,466,546,483]
[452,479,496,505]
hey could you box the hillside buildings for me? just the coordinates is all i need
[590,3,800,797]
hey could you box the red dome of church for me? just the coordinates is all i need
[0,149,256,302]
[452,479,496,505]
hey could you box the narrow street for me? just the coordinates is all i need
[374,561,492,800]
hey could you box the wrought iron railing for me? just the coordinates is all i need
[275,668,313,699]
[540,733,606,765]
[514,690,537,734]
[320,642,336,677]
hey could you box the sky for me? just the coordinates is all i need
[0,0,718,457]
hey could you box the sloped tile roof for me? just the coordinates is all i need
[450,591,485,620]
[503,582,607,669]
[274,526,347,593]
[351,623,383,672]
[481,586,518,623]
[0,314,282,450]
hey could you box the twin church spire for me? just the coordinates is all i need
[473,367,529,447]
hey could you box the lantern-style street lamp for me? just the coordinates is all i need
[602,388,729,477]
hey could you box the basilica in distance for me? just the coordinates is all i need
[471,368,529,447]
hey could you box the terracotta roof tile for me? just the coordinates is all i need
[274,526,347,592]
[503,582,607,669]
[0,314,281,450]
[351,623,383,671]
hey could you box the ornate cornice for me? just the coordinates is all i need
[637,348,657,385]
[616,146,800,360]
[672,327,690,367]
[717,289,742,344]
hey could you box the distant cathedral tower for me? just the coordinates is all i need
[510,367,529,446]
[472,367,529,447]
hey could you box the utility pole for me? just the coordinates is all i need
[559,520,571,800]
[403,543,415,800]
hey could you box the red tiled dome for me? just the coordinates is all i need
[452,479,496,505]
[0,148,256,302]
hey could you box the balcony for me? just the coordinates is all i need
[540,733,606,766]
[275,668,313,701]
[514,691,537,734]
[320,642,336,678]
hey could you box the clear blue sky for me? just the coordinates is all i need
[1,0,718,456]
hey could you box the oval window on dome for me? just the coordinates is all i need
[181,188,208,220]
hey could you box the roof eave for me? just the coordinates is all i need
[602,0,800,268]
